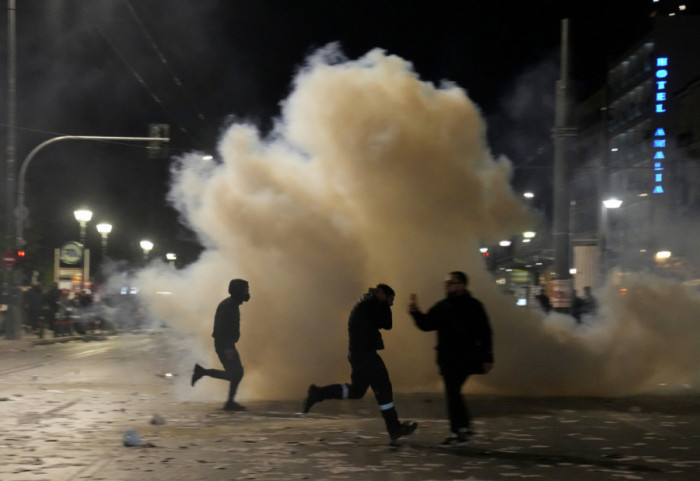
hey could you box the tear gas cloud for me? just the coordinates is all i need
[130,45,700,401]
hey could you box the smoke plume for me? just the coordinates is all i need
[133,46,700,401]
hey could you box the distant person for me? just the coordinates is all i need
[535,287,551,313]
[570,289,584,324]
[581,286,598,316]
[191,279,250,411]
[303,284,417,442]
[409,271,493,446]
[43,282,61,331]
[23,284,44,335]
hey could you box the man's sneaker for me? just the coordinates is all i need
[303,384,322,414]
[223,401,246,411]
[440,429,473,447]
[390,421,418,440]
[191,363,204,387]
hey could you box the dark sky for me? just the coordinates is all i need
[1,0,657,270]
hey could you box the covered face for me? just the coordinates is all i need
[228,279,250,301]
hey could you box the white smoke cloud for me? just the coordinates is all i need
[132,45,700,402]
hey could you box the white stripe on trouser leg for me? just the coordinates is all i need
[342,383,350,399]
[379,402,394,410]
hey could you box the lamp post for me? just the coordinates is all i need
[166,252,177,267]
[140,240,154,262]
[601,198,623,275]
[96,223,112,259]
[74,209,93,246]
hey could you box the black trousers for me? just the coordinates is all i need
[206,344,244,402]
[346,350,393,406]
[441,365,471,434]
[315,350,400,433]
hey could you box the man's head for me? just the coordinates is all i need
[228,279,250,302]
[374,283,395,306]
[444,271,468,296]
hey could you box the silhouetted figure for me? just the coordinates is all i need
[23,285,44,336]
[303,284,417,442]
[581,286,598,317]
[571,289,584,324]
[409,271,494,446]
[535,287,551,313]
[191,279,250,411]
[43,283,61,332]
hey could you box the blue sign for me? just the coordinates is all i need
[652,57,668,194]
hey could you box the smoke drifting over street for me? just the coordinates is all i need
[133,46,700,401]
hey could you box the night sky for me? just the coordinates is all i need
[1,0,656,272]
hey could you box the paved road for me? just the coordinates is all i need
[1,333,698,480]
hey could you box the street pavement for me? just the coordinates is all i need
[1,332,698,481]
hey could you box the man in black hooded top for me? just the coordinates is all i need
[191,279,250,411]
[303,283,417,441]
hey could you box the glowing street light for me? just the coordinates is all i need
[166,252,177,266]
[74,208,93,246]
[96,223,112,258]
[655,250,672,261]
[140,240,154,261]
[499,240,512,247]
[603,198,623,209]
[523,192,534,199]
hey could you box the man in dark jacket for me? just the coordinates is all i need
[303,284,417,441]
[191,279,250,411]
[409,271,493,446]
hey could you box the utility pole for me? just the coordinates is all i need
[4,0,19,339]
[551,19,577,309]
[5,0,16,253]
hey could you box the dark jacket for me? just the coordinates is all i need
[411,290,493,373]
[348,292,392,352]
[212,296,241,349]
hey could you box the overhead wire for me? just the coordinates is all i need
[121,0,209,125]
[81,3,206,151]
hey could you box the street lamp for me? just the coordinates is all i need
[140,240,154,261]
[74,209,93,246]
[96,223,112,258]
[601,198,623,276]
[602,198,623,209]
[166,252,177,266]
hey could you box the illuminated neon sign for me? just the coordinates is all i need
[652,57,668,194]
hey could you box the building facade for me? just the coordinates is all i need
[572,11,700,288]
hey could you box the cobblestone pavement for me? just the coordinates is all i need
[1,333,698,481]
